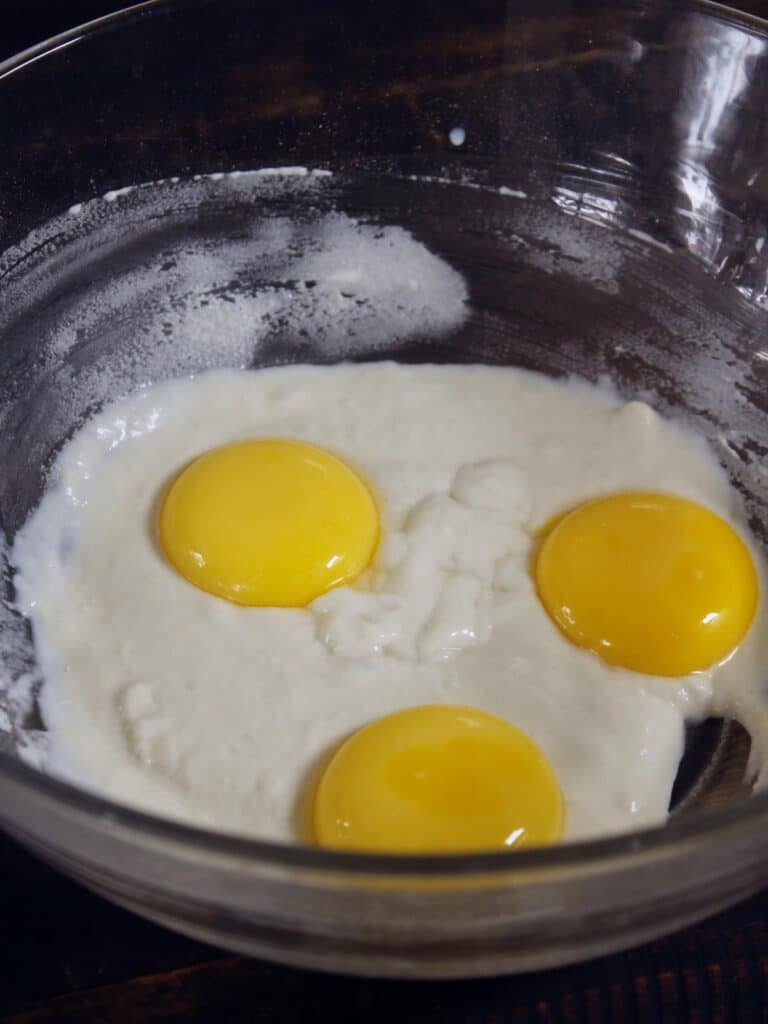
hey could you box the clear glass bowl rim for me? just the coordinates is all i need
[1,0,768,879]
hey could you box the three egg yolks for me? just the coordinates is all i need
[535,491,758,677]
[159,439,379,607]
[313,705,564,853]
[158,438,758,854]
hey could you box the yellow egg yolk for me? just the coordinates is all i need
[535,491,758,676]
[313,705,564,853]
[159,439,379,607]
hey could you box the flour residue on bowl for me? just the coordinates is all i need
[0,167,469,767]
[2,165,768,846]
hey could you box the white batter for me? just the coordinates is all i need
[11,362,768,842]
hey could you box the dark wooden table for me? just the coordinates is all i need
[2,823,768,1022]
[4,1,768,1021]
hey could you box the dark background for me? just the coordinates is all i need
[3,2,768,1022]
[2,3,130,58]
[3,0,768,61]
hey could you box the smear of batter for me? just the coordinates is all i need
[12,362,768,842]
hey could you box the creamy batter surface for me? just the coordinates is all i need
[12,362,768,842]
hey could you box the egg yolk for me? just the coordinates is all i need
[535,491,758,676]
[159,439,378,607]
[313,705,564,853]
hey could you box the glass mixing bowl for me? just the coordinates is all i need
[1,0,768,979]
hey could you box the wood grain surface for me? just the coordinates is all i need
[2,822,768,1022]
[3,1,768,1021]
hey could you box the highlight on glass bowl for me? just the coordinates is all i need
[1,0,768,979]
